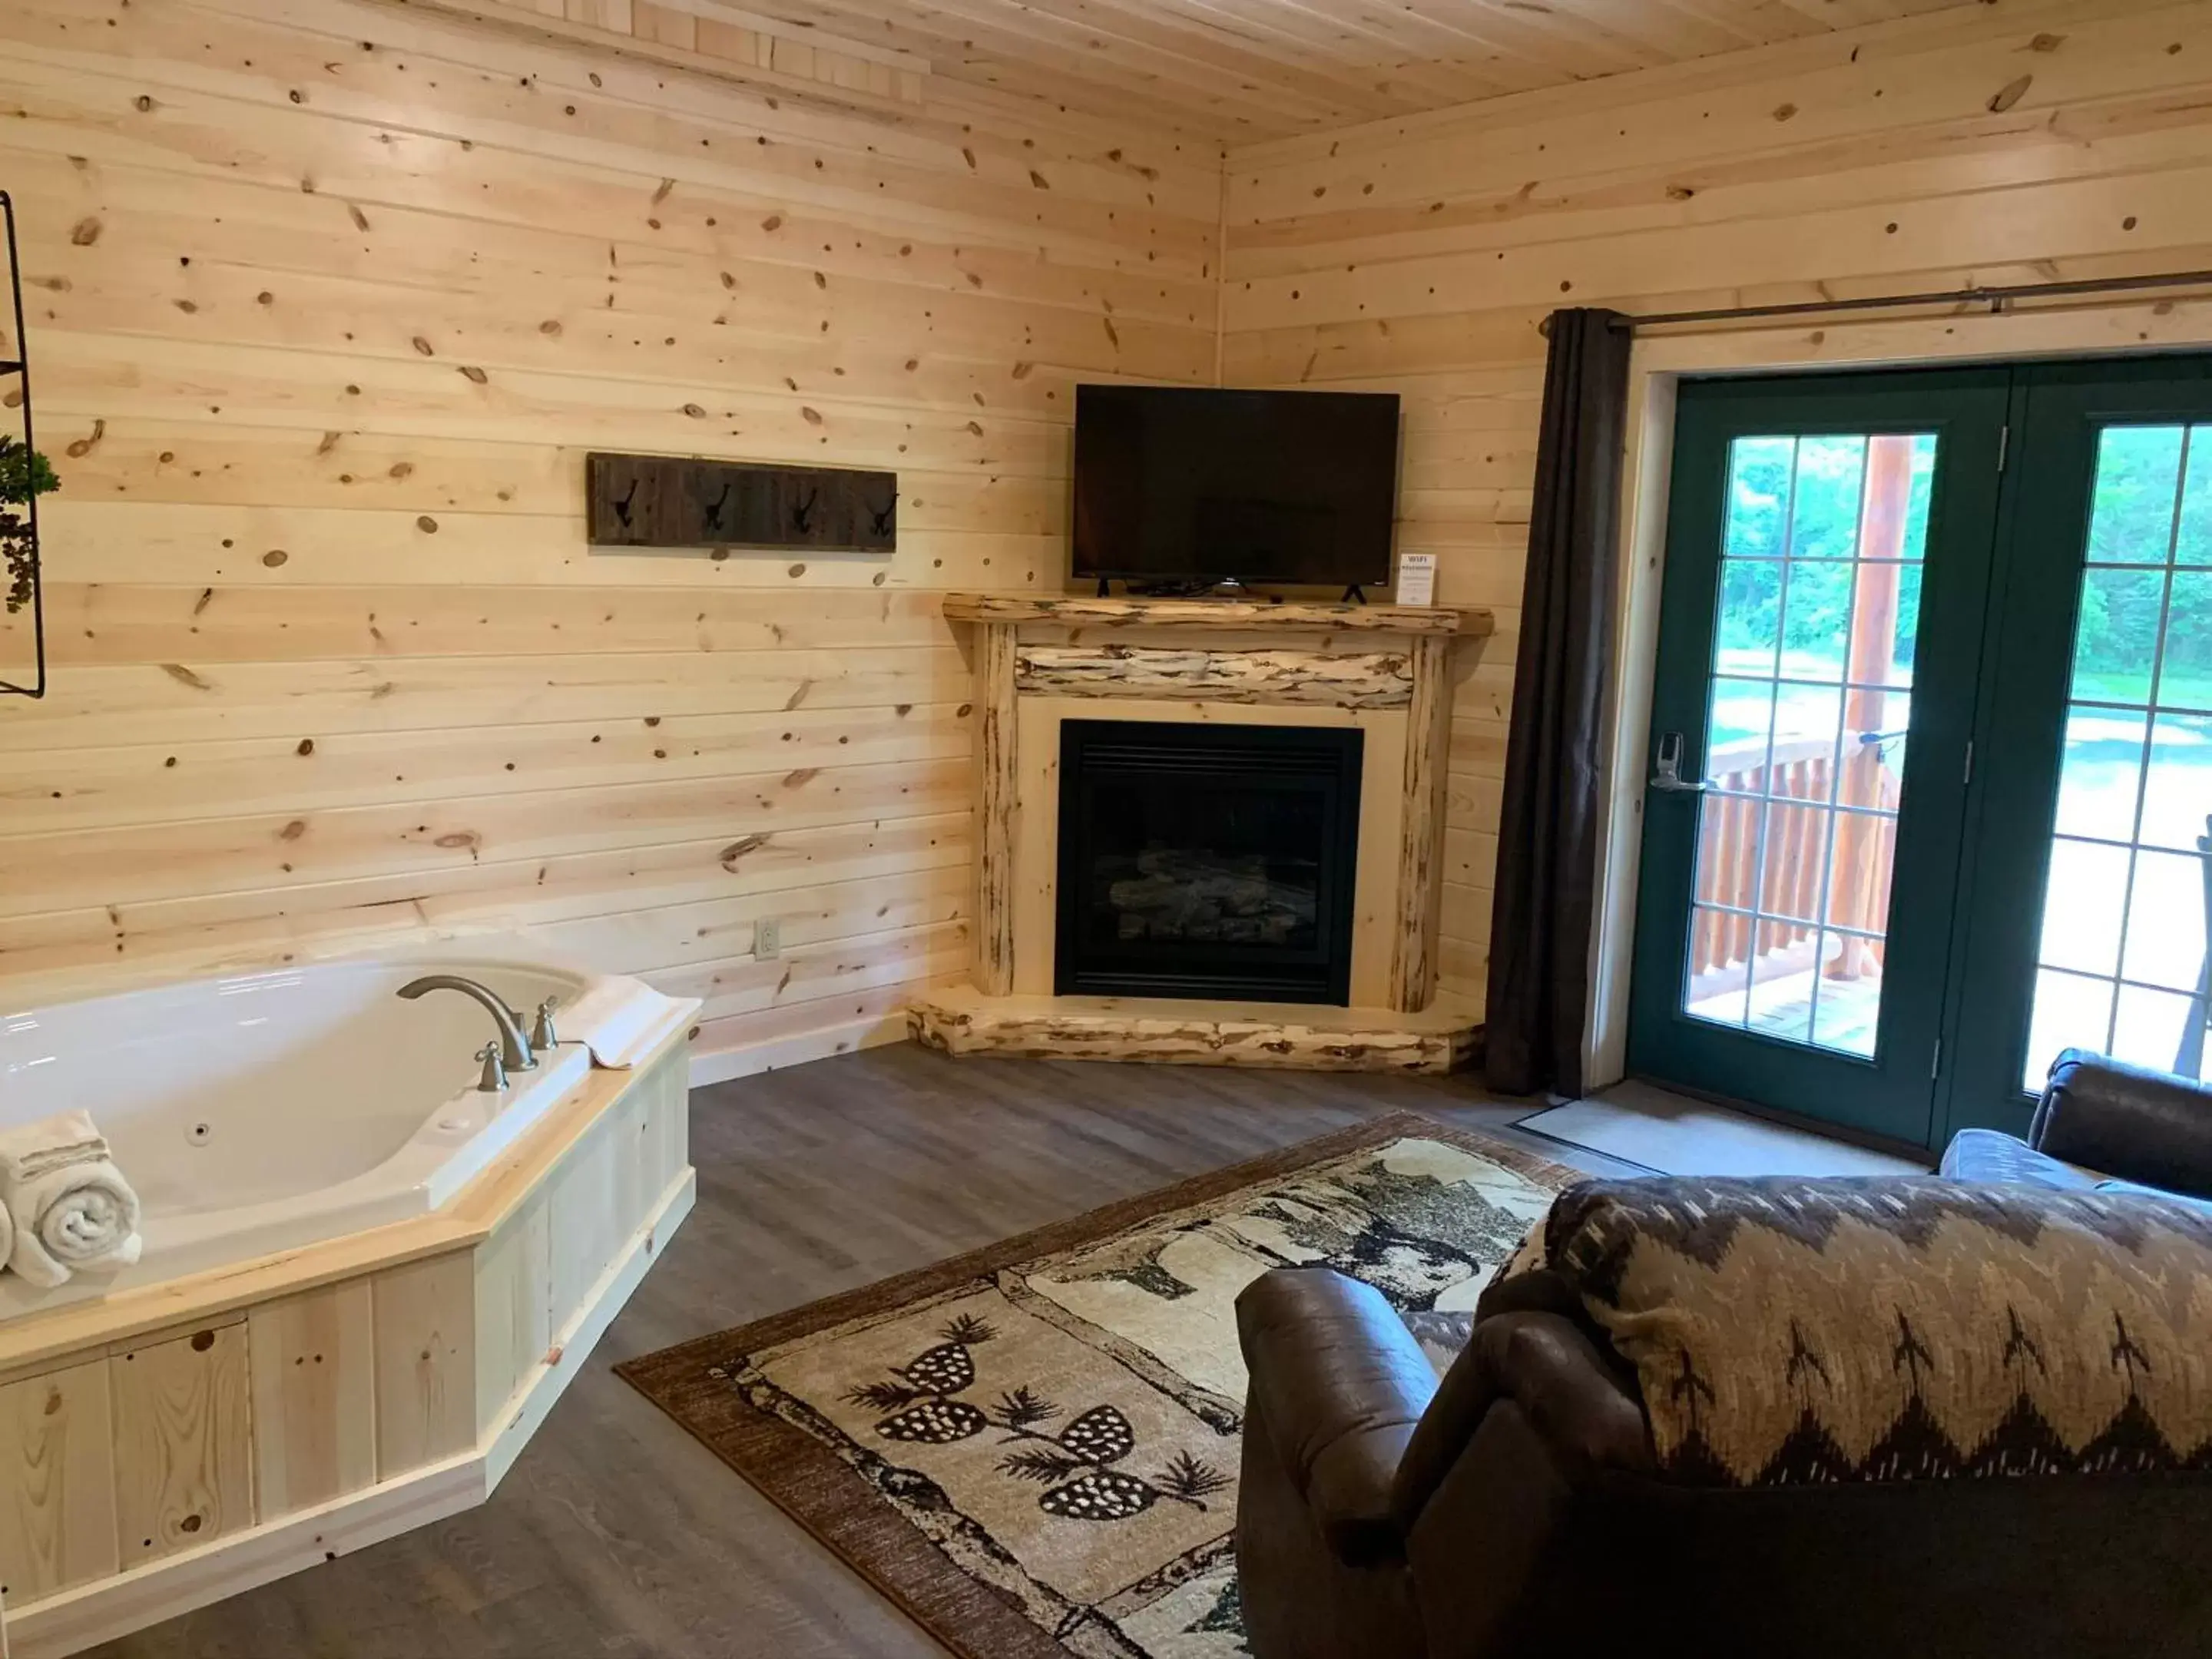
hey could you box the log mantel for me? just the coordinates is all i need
[941,594,1488,637]
[945,586,1475,1031]
[910,988,1478,1074]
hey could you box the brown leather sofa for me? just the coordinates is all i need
[1235,1059,2212,1659]
[1237,1268,2212,1658]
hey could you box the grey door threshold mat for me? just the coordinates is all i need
[1516,1087,1928,1179]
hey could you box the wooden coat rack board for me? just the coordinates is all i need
[587,452,897,553]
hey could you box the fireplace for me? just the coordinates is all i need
[1055,720,1363,1003]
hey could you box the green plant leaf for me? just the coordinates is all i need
[0,437,58,505]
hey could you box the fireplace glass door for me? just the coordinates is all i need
[1055,720,1363,1003]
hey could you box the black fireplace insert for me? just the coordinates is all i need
[1054,719,1363,1004]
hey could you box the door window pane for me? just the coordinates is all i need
[2055,709,2147,841]
[1716,560,1782,678]
[1780,559,1853,682]
[2115,985,2197,1072]
[2120,850,2205,995]
[1723,437,1796,558]
[2085,426,2184,563]
[2025,424,2212,1083]
[1899,434,1937,561]
[1704,678,1774,786]
[1684,432,1931,1057]
[2159,571,2212,710]
[1811,939,1881,1058]
[2072,568,2168,705]
[2024,969,2114,1091]
[1787,437,1867,561]
[2140,714,2212,851]
[2175,434,2212,566]
[2037,839,2128,977]
[1850,563,1924,688]
[1747,919,1815,1045]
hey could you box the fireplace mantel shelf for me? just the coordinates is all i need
[941,594,1488,637]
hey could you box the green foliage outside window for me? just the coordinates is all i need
[1713,426,2212,714]
[1714,434,1932,684]
[2075,426,2212,710]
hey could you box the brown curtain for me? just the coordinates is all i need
[1483,309,1633,1098]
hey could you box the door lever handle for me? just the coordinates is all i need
[1649,730,1707,794]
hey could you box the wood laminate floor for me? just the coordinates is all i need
[90,1044,1630,1659]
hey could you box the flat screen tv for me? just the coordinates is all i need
[1072,385,1399,588]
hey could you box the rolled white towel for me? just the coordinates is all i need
[0,1110,142,1288]
[555,975,701,1069]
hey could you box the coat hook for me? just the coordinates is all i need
[869,492,898,538]
[701,481,733,534]
[612,477,639,528]
[791,487,820,535]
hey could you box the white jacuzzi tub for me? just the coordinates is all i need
[0,949,695,1318]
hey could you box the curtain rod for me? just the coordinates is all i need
[1610,268,2212,331]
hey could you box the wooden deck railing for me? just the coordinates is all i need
[1690,733,1899,1001]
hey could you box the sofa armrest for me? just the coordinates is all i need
[2032,1049,2212,1200]
[1389,1308,1651,1531]
[1236,1268,1438,1565]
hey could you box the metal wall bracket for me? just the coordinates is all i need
[0,190,45,699]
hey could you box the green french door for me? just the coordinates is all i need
[1630,355,2212,1151]
[1630,368,2008,1145]
[1947,359,2212,1132]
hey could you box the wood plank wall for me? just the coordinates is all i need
[1220,0,2212,1008]
[0,0,1219,1061]
[445,0,931,108]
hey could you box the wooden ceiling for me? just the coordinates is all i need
[769,0,1988,144]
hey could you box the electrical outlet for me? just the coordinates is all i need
[754,916,781,959]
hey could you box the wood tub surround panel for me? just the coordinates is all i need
[247,1281,378,1517]
[370,1253,479,1481]
[0,1045,693,1659]
[473,1194,553,1444]
[111,1323,255,1568]
[0,1360,120,1605]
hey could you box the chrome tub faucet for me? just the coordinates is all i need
[397,975,537,1083]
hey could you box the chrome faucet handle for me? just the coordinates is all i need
[475,1041,508,1094]
[530,995,560,1051]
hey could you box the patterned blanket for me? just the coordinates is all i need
[1523,1177,2212,1486]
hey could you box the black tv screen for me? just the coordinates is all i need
[1072,385,1399,586]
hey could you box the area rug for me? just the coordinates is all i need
[616,1112,1580,1658]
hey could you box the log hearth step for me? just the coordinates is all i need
[908,985,1479,1074]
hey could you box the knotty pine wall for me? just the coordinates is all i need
[0,0,1218,1065]
[1221,0,2212,1008]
